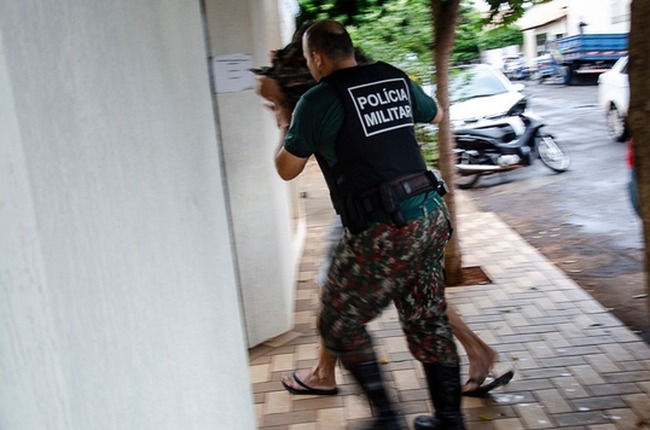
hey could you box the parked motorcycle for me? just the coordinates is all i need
[453,113,571,189]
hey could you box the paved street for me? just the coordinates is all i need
[463,82,648,342]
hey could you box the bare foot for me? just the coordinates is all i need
[463,347,498,393]
[281,367,338,395]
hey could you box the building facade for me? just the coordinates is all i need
[518,0,631,64]
[0,0,299,428]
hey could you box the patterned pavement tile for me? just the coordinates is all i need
[249,170,650,429]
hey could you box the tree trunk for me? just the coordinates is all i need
[431,0,462,285]
[628,0,650,320]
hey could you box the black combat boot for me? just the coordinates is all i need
[345,360,405,430]
[413,363,466,430]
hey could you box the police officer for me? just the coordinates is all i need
[264,19,465,430]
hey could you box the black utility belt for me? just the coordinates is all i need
[337,170,448,234]
[359,170,447,215]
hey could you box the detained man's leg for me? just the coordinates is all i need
[446,305,498,392]
[281,219,342,395]
[280,342,338,395]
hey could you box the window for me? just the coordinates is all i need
[536,33,547,56]
[448,66,509,103]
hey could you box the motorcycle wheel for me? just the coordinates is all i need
[606,105,626,142]
[456,173,480,189]
[537,135,571,172]
[455,163,481,189]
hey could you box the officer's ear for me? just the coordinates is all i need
[312,51,324,69]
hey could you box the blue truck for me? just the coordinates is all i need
[545,33,628,85]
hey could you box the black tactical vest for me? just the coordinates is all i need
[318,62,426,204]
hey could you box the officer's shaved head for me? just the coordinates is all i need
[303,20,354,61]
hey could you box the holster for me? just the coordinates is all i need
[337,197,369,235]
[378,182,407,228]
[426,170,449,197]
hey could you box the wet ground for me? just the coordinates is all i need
[462,81,650,343]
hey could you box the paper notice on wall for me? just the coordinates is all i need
[212,54,255,93]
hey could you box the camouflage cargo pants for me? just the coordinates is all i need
[319,194,459,367]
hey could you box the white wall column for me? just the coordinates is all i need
[204,0,303,347]
[0,1,255,428]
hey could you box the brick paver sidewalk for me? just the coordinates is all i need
[249,160,650,429]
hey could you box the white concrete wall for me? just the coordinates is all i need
[205,0,304,347]
[0,1,255,429]
[523,31,538,65]
[567,0,630,34]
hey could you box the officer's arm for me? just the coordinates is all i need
[275,142,308,180]
[431,108,443,124]
[408,80,443,125]
[270,93,314,180]
[258,80,313,180]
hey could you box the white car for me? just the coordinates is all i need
[598,55,629,141]
[446,64,527,129]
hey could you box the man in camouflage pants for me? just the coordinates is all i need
[259,19,465,430]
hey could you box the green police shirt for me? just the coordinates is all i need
[284,74,438,167]
[283,69,442,216]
